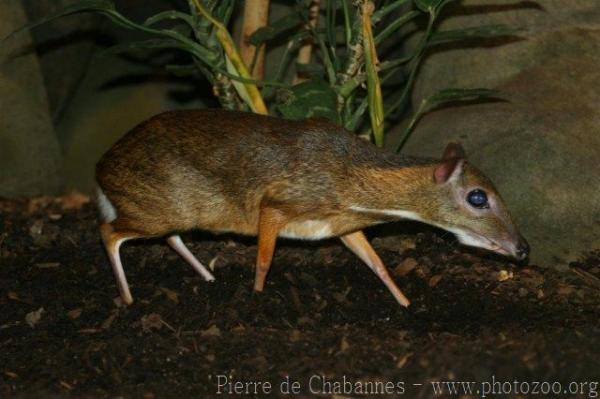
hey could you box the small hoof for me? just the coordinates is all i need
[253,284,265,292]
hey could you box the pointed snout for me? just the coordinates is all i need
[514,236,530,261]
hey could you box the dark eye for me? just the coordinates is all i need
[467,189,489,208]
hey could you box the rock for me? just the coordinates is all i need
[57,41,209,191]
[412,0,600,102]
[22,0,100,123]
[390,1,600,266]
[0,0,63,197]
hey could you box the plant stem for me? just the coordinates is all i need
[385,11,435,117]
[395,97,427,152]
[374,9,420,45]
[191,0,268,114]
[294,0,321,84]
[371,0,411,24]
[239,0,270,80]
[337,3,364,126]
[341,0,352,49]
[362,1,385,147]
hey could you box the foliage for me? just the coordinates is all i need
[11,0,516,150]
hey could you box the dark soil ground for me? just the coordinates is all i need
[1,194,599,398]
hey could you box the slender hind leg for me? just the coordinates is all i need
[166,235,215,282]
[254,207,287,292]
[340,230,410,307]
[100,223,139,305]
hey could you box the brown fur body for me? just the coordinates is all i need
[96,109,435,239]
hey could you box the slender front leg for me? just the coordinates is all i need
[254,207,287,292]
[167,235,215,282]
[340,230,410,307]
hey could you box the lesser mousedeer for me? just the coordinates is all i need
[96,109,528,306]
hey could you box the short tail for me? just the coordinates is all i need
[96,186,117,223]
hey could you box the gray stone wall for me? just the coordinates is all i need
[0,0,63,197]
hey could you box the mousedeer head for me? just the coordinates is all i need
[429,143,529,260]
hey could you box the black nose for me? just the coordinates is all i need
[516,239,529,260]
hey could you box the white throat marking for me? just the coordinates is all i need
[349,206,425,223]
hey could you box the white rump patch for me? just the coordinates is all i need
[96,186,117,223]
[350,206,424,223]
[280,220,334,240]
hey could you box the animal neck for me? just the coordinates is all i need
[345,163,437,222]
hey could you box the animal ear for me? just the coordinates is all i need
[434,158,465,184]
[442,142,466,160]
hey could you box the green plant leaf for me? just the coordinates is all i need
[249,11,304,46]
[429,24,520,46]
[414,0,456,14]
[372,0,412,24]
[345,96,369,131]
[340,0,353,47]
[295,62,325,79]
[7,0,213,61]
[396,88,501,152]
[4,0,115,40]
[100,38,200,57]
[375,10,420,45]
[307,25,337,84]
[276,79,338,122]
[211,0,236,26]
[260,31,309,99]
[144,10,196,28]
[226,56,254,109]
[384,11,436,118]
[426,88,499,106]
[414,0,441,13]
